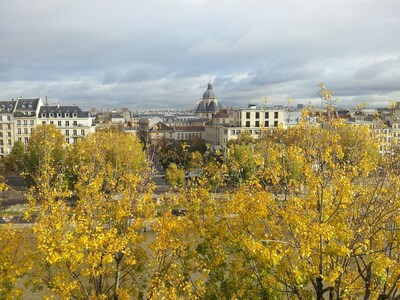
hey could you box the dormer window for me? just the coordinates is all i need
[65,113,69,117]
[73,113,77,117]
[49,113,54,118]
[41,113,46,117]
[57,113,62,117]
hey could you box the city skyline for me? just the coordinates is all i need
[0,0,399,110]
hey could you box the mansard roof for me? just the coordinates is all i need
[15,98,40,111]
[39,105,89,118]
[0,101,17,113]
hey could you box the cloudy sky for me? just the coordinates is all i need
[0,0,399,110]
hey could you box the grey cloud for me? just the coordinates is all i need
[1,0,400,109]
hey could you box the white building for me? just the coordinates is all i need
[13,98,43,147]
[38,105,95,145]
[0,97,96,156]
[0,101,18,156]
[204,105,285,153]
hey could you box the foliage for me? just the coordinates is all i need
[157,140,207,170]
[151,119,400,300]
[165,163,185,189]
[10,124,68,187]
[27,130,154,299]
[0,224,34,299]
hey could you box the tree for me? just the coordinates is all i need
[28,130,155,299]
[10,124,68,187]
[0,223,34,299]
[150,118,400,300]
[165,163,185,190]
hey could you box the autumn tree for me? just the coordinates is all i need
[165,163,185,190]
[150,115,400,299]
[28,130,155,299]
[10,124,68,187]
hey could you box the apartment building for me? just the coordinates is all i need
[0,97,95,156]
[38,105,95,145]
[205,106,285,152]
[0,101,17,155]
[13,98,42,146]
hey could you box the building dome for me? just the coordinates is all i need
[202,83,216,99]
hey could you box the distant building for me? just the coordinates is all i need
[0,101,18,155]
[38,105,95,145]
[0,97,95,156]
[13,98,42,148]
[204,105,285,153]
[195,82,223,118]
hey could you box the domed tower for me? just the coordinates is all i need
[195,82,222,118]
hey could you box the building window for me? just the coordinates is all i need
[7,116,11,121]
[255,112,260,119]
[17,120,21,125]
[18,137,21,142]
[73,130,77,136]
[66,138,70,144]
[42,121,46,124]
[23,120,27,126]
[65,130,69,136]
[24,137,29,144]
[265,121,269,127]
[73,113,77,117]
[73,121,77,126]
[81,129,85,136]
[255,121,260,127]
[0,148,3,154]
[246,121,250,127]
[57,113,61,117]
[246,112,250,119]
[7,132,11,138]
[24,128,28,134]
[17,128,21,134]
[8,140,11,146]
[41,113,46,117]
[58,121,62,127]
[65,121,69,127]
[274,121,278,127]
[49,113,53,117]
[30,120,34,125]
[265,112,269,118]
[274,112,278,118]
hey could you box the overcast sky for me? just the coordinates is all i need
[0,0,399,110]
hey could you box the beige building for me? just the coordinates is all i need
[38,105,95,145]
[0,97,96,156]
[0,101,17,156]
[204,106,285,152]
[13,98,43,147]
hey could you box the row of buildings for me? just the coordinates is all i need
[1,82,400,157]
[0,98,95,156]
